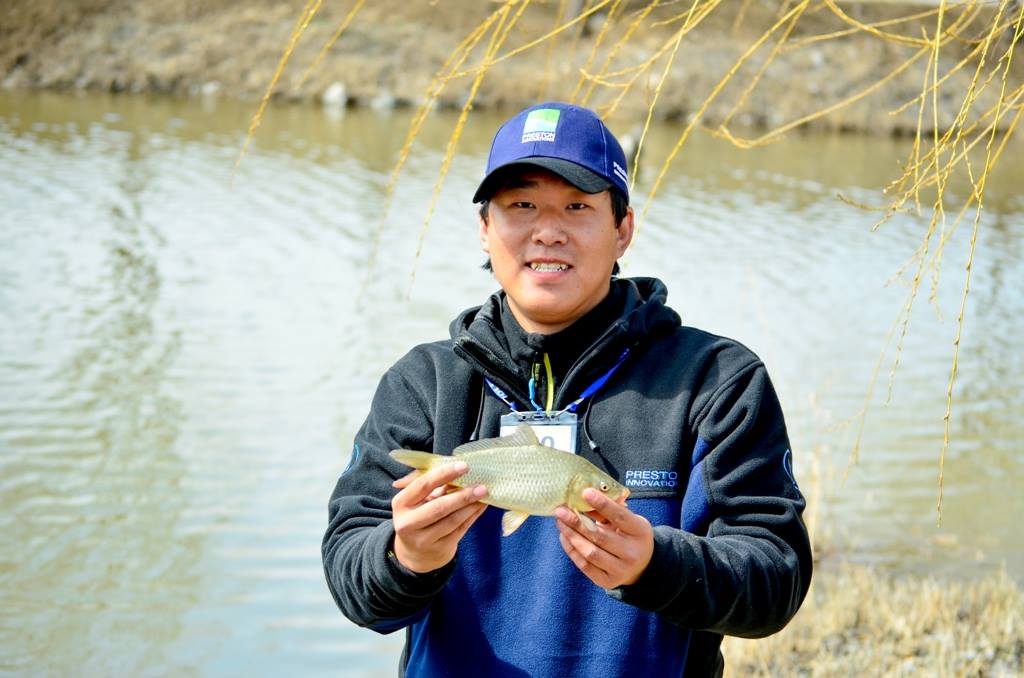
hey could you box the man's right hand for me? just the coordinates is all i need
[390,461,488,573]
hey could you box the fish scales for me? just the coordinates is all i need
[389,423,630,536]
[457,446,594,514]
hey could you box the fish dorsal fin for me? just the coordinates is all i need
[453,422,539,456]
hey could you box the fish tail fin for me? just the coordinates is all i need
[389,449,440,471]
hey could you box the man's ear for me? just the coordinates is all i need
[615,206,635,257]
[478,210,491,255]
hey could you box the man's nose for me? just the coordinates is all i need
[531,217,568,245]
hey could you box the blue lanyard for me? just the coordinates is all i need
[562,348,630,413]
[484,348,630,415]
[484,379,520,412]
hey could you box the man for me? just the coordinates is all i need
[323,102,812,676]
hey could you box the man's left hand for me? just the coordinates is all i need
[555,488,654,589]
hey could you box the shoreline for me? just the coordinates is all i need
[723,562,1023,675]
[3,1,1021,136]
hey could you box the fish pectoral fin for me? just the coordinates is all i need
[574,509,598,533]
[501,510,530,536]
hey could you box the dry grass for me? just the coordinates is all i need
[723,564,1024,676]
[728,420,1023,677]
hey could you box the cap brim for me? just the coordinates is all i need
[472,157,612,203]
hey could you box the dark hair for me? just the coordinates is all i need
[478,188,628,275]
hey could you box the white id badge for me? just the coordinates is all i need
[500,411,578,454]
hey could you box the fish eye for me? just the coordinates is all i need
[599,482,609,492]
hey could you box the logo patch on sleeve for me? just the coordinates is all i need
[623,468,679,489]
[522,108,560,142]
[782,448,799,490]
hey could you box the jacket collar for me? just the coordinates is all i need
[451,277,680,407]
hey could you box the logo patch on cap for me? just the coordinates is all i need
[521,108,560,143]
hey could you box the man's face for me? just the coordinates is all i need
[478,169,634,334]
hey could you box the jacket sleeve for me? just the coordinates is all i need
[321,361,454,633]
[609,358,813,637]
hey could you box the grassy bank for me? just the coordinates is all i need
[723,564,1024,676]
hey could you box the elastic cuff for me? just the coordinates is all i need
[379,522,456,596]
[606,526,684,611]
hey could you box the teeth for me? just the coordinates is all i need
[530,262,568,272]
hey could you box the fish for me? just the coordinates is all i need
[390,422,630,536]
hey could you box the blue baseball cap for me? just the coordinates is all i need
[472,102,630,203]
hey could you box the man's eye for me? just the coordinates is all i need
[567,203,589,210]
[511,201,535,209]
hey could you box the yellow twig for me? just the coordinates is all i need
[719,0,807,131]
[441,0,617,81]
[938,0,1024,524]
[294,0,368,92]
[580,0,662,106]
[233,0,323,178]
[640,0,809,228]
[629,4,694,195]
[601,0,719,120]
[822,0,941,48]
[843,301,903,480]
[537,0,570,100]
[359,11,498,297]
[406,0,531,297]
[723,45,930,149]
[570,0,625,102]
[784,6,944,51]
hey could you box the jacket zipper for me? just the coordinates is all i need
[457,320,632,412]
[454,337,533,409]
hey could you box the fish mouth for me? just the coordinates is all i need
[621,487,631,500]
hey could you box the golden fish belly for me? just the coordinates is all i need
[454,446,589,515]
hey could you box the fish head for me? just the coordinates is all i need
[569,470,630,512]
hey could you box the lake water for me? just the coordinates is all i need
[1,90,1021,676]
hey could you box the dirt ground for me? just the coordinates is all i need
[2,0,1020,134]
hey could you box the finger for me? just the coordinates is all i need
[555,506,596,539]
[558,530,586,569]
[558,531,612,588]
[443,502,488,544]
[554,505,580,528]
[555,506,625,549]
[398,484,488,533]
[401,499,487,564]
[399,479,456,502]
[393,461,469,507]
[392,470,421,490]
[581,489,645,536]
[556,519,622,573]
[426,496,489,541]
[425,485,449,501]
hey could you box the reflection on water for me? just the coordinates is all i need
[1,91,1022,675]
[0,116,195,674]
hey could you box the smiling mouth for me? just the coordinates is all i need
[529,262,570,272]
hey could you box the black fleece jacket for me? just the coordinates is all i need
[323,277,812,677]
